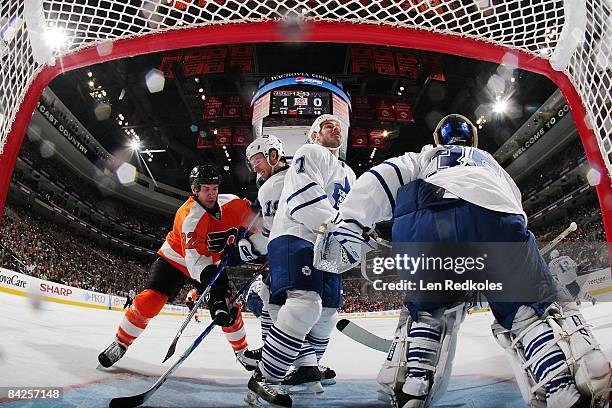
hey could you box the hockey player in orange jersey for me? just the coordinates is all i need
[98,165,266,371]
[185,288,201,323]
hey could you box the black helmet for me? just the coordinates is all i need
[189,165,221,192]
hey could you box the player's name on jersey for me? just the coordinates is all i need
[371,279,503,292]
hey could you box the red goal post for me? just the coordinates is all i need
[0,1,610,248]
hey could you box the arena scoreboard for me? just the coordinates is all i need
[269,90,331,116]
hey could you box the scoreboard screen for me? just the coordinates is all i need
[270,90,331,116]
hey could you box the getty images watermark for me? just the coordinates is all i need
[364,241,561,303]
[369,253,503,292]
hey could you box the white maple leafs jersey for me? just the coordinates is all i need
[340,144,526,228]
[269,144,356,244]
[548,255,578,286]
[258,167,289,241]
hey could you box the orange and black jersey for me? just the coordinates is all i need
[158,194,254,282]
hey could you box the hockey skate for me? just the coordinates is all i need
[98,340,126,368]
[281,366,324,394]
[236,347,262,371]
[319,365,336,386]
[245,368,292,408]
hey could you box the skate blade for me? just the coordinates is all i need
[281,381,323,394]
[244,391,288,408]
[321,378,336,386]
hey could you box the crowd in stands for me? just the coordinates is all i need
[0,204,150,298]
[526,178,589,215]
[531,200,607,272]
[15,135,171,245]
[517,138,587,197]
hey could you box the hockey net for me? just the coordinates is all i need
[0,0,610,233]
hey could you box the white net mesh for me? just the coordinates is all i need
[0,0,610,177]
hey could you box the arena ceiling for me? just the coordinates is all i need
[47,42,558,198]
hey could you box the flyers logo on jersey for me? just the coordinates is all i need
[207,227,239,253]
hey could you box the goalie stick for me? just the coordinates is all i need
[162,212,261,363]
[109,264,266,408]
[540,221,577,255]
[336,319,392,353]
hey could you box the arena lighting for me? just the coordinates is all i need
[493,99,509,114]
[44,26,68,51]
[129,140,140,151]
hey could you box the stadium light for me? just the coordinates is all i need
[44,26,68,51]
[129,140,141,151]
[492,99,508,114]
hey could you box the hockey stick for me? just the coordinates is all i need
[110,265,265,408]
[336,319,392,353]
[539,221,577,255]
[162,212,261,363]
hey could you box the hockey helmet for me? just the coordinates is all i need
[550,249,560,260]
[433,114,478,148]
[189,164,221,192]
[245,134,285,172]
[307,114,343,144]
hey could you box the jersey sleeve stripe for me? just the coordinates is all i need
[367,169,396,211]
[286,182,317,203]
[289,194,328,217]
[382,160,405,186]
[342,218,368,230]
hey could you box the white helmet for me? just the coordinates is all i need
[307,114,343,147]
[245,134,285,172]
[550,249,560,260]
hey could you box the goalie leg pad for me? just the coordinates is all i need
[377,304,466,407]
[492,305,581,408]
[554,302,611,406]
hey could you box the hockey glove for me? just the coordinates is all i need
[246,291,264,318]
[220,242,244,267]
[205,285,238,327]
[238,238,263,262]
[314,219,378,274]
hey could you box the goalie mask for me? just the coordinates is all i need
[189,164,221,192]
[245,134,285,173]
[433,114,478,148]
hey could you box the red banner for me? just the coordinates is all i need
[229,56,253,72]
[369,129,385,148]
[353,96,373,120]
[376,98,394,121]
[395,101,414,123]
[373,49,396,76]
[421,54,446,82]
[182,49,207,77]
[159,52,183,78]
[203,96,223,120]
[203,48,227,74]
[223,95,242,119]
[197,132,213,149]
[215,127,232,146]
[232,126,251,147]
[350,127,368,148]
[351,48,374,74]
[396,51,420,80]
[230,46,254,57]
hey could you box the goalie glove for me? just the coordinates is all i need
[314,219,378,274]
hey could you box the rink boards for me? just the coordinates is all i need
[1,282,612,407]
